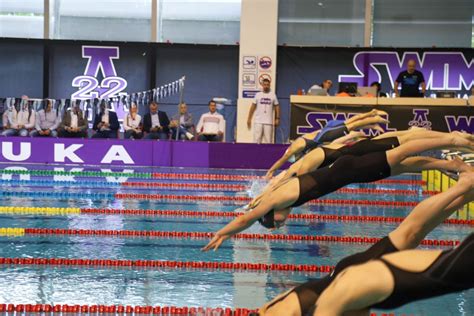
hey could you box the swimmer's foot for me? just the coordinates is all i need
[448,156,474,174]
[369,109,388,117]
[457,169,474,190]
[449,133,474,153]
[452,131,474,143]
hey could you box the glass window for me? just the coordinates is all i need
[0,0,44,39]
[157,0,241,45]
[373,0,473,47]
[50,0,152,41]
[278,0,366,46]
[472,16,474,47]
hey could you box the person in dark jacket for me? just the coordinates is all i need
[142,101,170,140]
[59,100,88,138]
[92,100,120,138]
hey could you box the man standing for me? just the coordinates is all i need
[196,100,225,142]
[394,60,426,98]
[143,101,170,140]
[247,78,280,144]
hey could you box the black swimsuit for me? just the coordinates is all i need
[372,233,474,310]
[292,150,391,207]
[262,236,398,315]
[320,137,399,169]
[263,234,474,315]
[258,138,398,228]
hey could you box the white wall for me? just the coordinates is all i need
[236,0,278,143]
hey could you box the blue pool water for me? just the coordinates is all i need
[0,163,472,315]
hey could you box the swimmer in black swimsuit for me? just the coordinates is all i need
[202,132,473,251]
[257,129,455,204]
[255,171,474,316]
[315,232,474,316]
[265,110,389,179]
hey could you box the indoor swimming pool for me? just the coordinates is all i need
[0,164,472,315]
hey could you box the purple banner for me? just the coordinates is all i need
[0,137,288,169]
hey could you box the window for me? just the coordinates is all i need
[50,0,152,41]
[157,0,241,45]
[0,0,44,39]
[372,0,473,47]
[278,0,366,46]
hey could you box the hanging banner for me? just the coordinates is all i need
[290,100,473,139]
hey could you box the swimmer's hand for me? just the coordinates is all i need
[201,233,230,252]
[265,170,274,180]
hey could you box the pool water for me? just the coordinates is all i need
[0,163,472,315]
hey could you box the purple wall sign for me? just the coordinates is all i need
[339,51,473,90]
[0,138,153,166]
[0,137,288,169]
[71,46,128,100]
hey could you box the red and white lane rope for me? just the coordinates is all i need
[114,193,420,207]
[20,228,460,246]
[80,208,473,226]
[3,207,471,226]
[0,303,399,315]
[121,182,437,196]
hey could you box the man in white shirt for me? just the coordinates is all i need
[2,99,35,137]
[197,100,225,142]
[123,102,143,139]
[247,79,280,144]
[30,99,61,137]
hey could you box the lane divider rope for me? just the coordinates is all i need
[0,169,425,185]
[0,303,259,315]
[0,179,437,195]
[0,303,396,316]
[0,169,152,178]
[114,193,421,207]
[151,173,425,185]
[0,228,25,236]
[0,191,421,207]
[12,228,460,246]
[121,183,436,196]
[0,207,471,226]
[0,256,334,272]
[80,208,473,226]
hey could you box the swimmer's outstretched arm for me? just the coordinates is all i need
[201,201,272,252]
[266,110,389,179]
[266,138,307,179]
[344,109,387,125]
[330,131,367,145]
[203,179,300,252]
